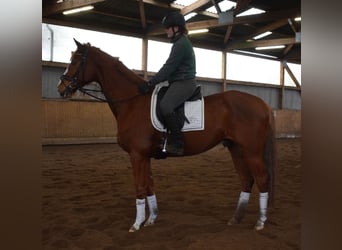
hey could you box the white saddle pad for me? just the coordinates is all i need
[150,83,205,132]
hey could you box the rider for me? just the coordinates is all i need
[139,11,197,155]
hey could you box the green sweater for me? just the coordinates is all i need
[150,34,196,85]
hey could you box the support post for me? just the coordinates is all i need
[222,51,227,92]
[279,61,285,109]
[142,37,148,80]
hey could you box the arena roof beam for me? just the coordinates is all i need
[282,44,294,58]
[210,0,222,14]
[283,61,301,88]
[234,0,252,15]
[139,0,147,29]
[138,0,218,18]
[223,0,252,44]
[227,37,297,50]
[149,8,298,36]
[241,18,289,42]
[187,8,300,30]
[180,0,212,15]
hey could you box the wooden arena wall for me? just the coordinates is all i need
[273,109,301,138]
[42,100,117,145]
[42,100,301,145]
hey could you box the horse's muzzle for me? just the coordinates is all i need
[57,79,77,98]
[57,80,67,97]
[58,86,73,99]
[57,81,63,95]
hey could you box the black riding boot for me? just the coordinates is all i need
[164,112,184,155]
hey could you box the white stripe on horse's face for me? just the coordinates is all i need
[58,50,74,86]
[57,67,69,89]
[62,67,69,75]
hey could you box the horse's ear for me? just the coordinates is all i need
[73,38,82,48]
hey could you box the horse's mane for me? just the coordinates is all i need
[87,44,146,84]
[115,58,146,84]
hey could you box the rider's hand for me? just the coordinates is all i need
[138,81,153,95]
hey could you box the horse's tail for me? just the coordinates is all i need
[264,108,276,207]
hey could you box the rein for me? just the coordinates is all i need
[77,87,141,104]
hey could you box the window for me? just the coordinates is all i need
[42,24,301,87]
[285,63,301,87]
[194,47,222,78]
[147,40,172,73]
[226,53,280,85]
[41,23,142,70]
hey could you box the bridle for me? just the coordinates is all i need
[60,47,89,98]
[60,45,142,104]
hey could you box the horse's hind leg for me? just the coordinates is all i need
[249,159,269,231]
[227,144,254,226]
[238,151,269,230]
[227,143,269,230]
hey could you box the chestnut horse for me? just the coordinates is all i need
[57,39,276,232]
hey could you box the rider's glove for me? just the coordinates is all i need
[138,80,154,95]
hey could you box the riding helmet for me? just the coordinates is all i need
[162,12,186,28]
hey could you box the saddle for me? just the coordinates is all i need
[155,86,202,129]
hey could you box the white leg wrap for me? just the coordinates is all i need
[145,194,158,226]
[259,192,268,223]
[235,191,250,221]
[228,191,250,225]
[255,192,268,231]
[130,198,146,231]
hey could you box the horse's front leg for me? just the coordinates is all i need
[128,153,158,232]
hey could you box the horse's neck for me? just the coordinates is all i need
[89,48,143,116]
[89,51,143,102]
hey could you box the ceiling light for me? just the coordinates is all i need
[63,5,94,15]
[174,0,197,6]
[253,31,272,40]
[294,17,301,22]
[236,8,265,17]
[255,45,285,50]
[188,29,209,35]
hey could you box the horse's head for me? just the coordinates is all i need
[57,39,92,98]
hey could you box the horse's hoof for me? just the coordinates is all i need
[254,220,264,231]
[227,217,239,226]
[143,218,155,227]
[128,224,140,233]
